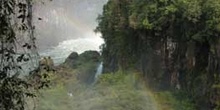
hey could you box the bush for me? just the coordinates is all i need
[154,91,196,110]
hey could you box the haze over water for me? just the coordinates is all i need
[33,0,107,64]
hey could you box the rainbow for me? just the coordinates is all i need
[55,11,93,34]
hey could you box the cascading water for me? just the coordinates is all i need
[39,36,103,65]
[34,0,108,53]
[34,0,108,66]
[93,62,103,84]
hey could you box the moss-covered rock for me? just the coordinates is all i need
[64,52,79,68]
[78,51,101,63]
[62,51,101,84]
[64,51,101,69]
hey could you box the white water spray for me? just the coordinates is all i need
[93,62,103,84]
[39,36,104,65]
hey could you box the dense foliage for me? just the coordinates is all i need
[96,0,220,109]
[0,0,46,109]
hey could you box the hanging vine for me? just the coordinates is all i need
[0,0,44,109]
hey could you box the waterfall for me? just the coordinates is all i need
[93,62,103,84]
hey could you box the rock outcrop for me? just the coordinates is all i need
[63,50,101,84]
[64,51,100,68]
[64,52,79,68]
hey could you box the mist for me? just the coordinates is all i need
[33,0,108,51]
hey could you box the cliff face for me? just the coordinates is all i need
[96,0,220,109]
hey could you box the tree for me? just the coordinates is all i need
[97,0,220,109]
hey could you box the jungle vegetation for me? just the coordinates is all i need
[0,0,50,109]
[1,0,220,110]
[96,0,220,109]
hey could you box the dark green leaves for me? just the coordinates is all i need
[17,3,27,23]
[0,0,40,109]
[97,0,220,109]
[22,43,32,49]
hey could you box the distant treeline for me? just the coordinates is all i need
[96,0,220,109]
